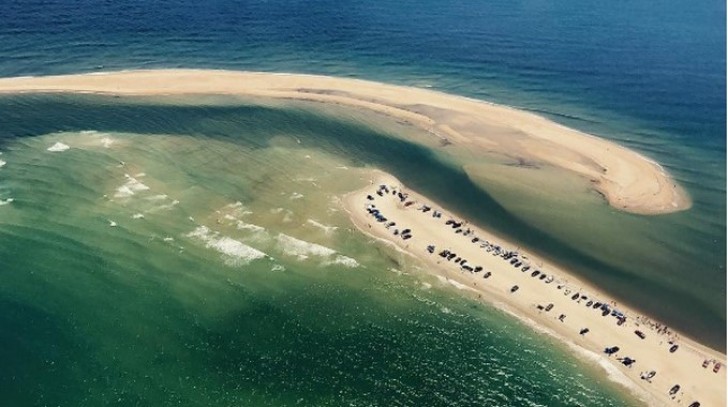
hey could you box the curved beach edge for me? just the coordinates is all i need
[0,69,692,215]
[343,169,723,407]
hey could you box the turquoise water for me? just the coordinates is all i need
[0,0,724,405]
[0,100,637,406]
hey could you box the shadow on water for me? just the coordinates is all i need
[0,93,723,350]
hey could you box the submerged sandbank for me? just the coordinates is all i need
[0,69,691,215]
[344,170,723,407]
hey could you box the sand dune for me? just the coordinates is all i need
[344,170,724,407]
[0,69,690,214]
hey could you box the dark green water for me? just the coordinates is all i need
[1,93,723,348]
[0,94,640,406]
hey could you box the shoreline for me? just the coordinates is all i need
[343,169,724,407]
[0,69,691,215]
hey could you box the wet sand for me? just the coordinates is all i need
[343,170,724,407]
[0,69,690,214]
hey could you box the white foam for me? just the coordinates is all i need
[151,199,179,211]
[0,198,14,206]
[186,226,267,266]
[326,255,360,268]
[163,237,174,242]
[275,233,359,268]
[289,192,304,200]
[100,137,114,148]
[436,275,478,293]
[114,174,150,198]
[145,194,168,201]
[306,219,338,234]
[224,201,253,217]
[235,221,266,233]
[47,142,70,152]
[0,159,5,168]
[271,264,286,272]
[108,220,117,227]
[276,233,336,259]
[132,213,145,219]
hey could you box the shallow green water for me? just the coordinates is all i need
[5,92,721,348]
[0,94,642,406]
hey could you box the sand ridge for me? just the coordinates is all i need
[344,170,724,407]
[0,69,691,214]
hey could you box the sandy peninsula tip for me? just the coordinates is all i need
[0,69,691,215]
[343,170,722,407]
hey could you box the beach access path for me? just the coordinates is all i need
[344,170,725,407]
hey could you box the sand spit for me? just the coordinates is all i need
[0,69,690,214]
[344,171,723,407]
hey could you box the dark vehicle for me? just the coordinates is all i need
[483,271,492,279]
[539,274,546,280]
[510,285,519,293]
[531,270,540,277]
[621,357,635,367]
[571,293,580,300]
[426,245,435,254]
[604,346,619,355]
[669,385,680,396]
[635,330,646,339]
[522,266,530,272]
[586,300,593,307]
[545,303,553,312]
[669,344,679,353]
[579,328,589,335]
[688,402,700,407]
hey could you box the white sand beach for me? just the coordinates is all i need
[344,170,724,407]
[0,69,716,405]
[0,69,690,215]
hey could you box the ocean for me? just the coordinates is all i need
[0,0,724,406]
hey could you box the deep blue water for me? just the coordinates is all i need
[1,0,724,148]
[5,0,725,336]
[0,1,724,405]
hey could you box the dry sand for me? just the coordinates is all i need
[344,170,724,407]
[0,69,690,214]
[1,69,715,404]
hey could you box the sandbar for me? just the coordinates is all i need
[0,69,691,214]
